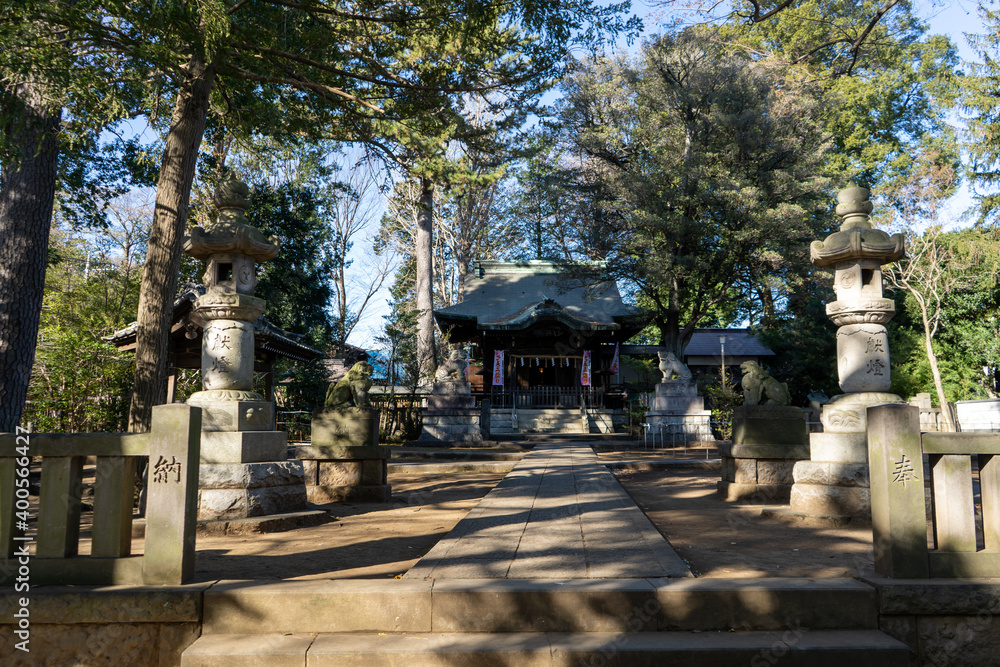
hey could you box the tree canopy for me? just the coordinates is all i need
[537,28,832,355]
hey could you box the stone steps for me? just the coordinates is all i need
[491,409,589,434]
[194,578,882,635]
[182,629,909,666]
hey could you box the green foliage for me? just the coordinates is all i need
[723,0,961,196]
[702,372,743,441]
[546,27,832,354]
[244,182,338,349]
[56,134,161,230]
[24,225,142,432]
[961,1,1000,226]
[275,358,330,414]
[375,257,421,388]
[756,277,840,404]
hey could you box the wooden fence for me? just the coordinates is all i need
[0,404,201,585]
[868,404,1000,578]
[490,386,609,409]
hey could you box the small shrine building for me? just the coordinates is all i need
[434,261,642,431]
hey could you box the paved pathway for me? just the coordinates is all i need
[405,441,691,579]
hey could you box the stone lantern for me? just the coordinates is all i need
[783,184,907,521]
[183,179,308,522]
[186,178,277,412]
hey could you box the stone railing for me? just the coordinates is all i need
[868,404,999,578]
[0,404,201,585]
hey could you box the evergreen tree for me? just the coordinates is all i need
[962,0,1000,226]
[550,28,832,356]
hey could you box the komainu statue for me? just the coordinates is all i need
[740,361,791,406]
[435,346,469,382]
[324,361,374,409]
[658,351,693,382]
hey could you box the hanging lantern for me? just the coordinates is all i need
[520,357,524,366]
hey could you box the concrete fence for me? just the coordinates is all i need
[0,404,201,585]
[868,404,1000,578]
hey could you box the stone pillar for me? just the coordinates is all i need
[183,179,308,522]
[784,185,907,521]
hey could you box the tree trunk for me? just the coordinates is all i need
[922,313,956,431]
[414,176,437,384]
[128,55,216,432]
[0,83,61,432]
[334,258,347,344]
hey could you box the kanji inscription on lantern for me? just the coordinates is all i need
[865,336,884,354]
[837,323,891,392]
[210,356,231,373]
[212,332,231,350]
[891,454,918,487]
[866,358,886,376]
[152,455,183,484]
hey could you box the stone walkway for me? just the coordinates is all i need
[404,441,691,579]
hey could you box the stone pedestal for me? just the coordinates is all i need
[296,408,390,503]
[417,381,483,444]
[188,394,308,520]
[786,392,905,520]
[644,381,712,441]
[718,405,810,503]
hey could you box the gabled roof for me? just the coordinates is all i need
[435,260,638,333]
[684,328,775,357]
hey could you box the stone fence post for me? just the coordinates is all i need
[143,404,201,584]
[867,404,929,578]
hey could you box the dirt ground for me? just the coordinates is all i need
[616,468,874,578]
[185,463,876,581]
[191,472,507,582]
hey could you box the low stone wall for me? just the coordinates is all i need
[0,584,206,666]
[863,576,1000,667]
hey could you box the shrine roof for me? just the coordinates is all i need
[435,260,638,332]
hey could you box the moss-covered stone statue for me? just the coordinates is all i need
[740,361,791,406]
[324,361,374,409]
[310,360,377,450]
[302,360,387,503]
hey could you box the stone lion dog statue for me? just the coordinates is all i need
[324,361,374,409]
[740,360,791,406]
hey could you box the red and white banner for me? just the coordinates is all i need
[492,350,504,386]
[580,350,591,386]
[610,343,620,374]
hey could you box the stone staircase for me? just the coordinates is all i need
[181,578,910,665]
[490,408,590,434]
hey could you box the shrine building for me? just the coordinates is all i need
[434,260,642,433]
